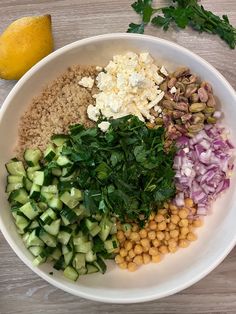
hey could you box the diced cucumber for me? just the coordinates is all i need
[28,220,40,230]
[99,217,113,241]
[7,175,23,184]
[39,229,57,247]
[57,156,71,167]
[23,177,33,191]
[22,232,30,245]
[30,183,41,199]
[85,218,97,231]
[33,253,46,266]
[122,223,132,232]
[60,208,77,225]
[60,188,82,209]
[27,229,44,247]
[6,161,26,176]
[33,171,45,186]
[40,208,57,225]
[62,244,72,255]
[43,219,61,236]
[20,201,40,220]
[57,226,72,245]
[77,267,87,275]
[86,264,99,274]
[74,241,92,254]
[93,256,107,274]
[85,250,97,262]
[47,197,63,210]
[26,165,41,181]
[29,246,44,257]
[38,202,48,211]
[44,145,56,162]
[51,247,62,260]
[8,188,28,204]
[24,149,42,166]
[74,205,87,217]
[64,251,73,266]
[90,225,101,237]
[52,168,62,177]
[63,266,78,281]
[53,256,65,270]
[51,134,69,147]
[15,214,29,232]
[6,182,23,193]
[104,238,119,253]
[72,253,86,270]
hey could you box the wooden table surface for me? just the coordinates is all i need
[0,1,236,313]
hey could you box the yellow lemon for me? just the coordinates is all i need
[0,15,54,80]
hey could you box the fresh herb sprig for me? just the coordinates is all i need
[60,115,176,224]
[128,0,236,49]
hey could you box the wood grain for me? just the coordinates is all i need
[0,1,236,313]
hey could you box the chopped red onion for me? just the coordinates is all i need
[174,124,234,215]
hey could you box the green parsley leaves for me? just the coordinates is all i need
[128,0,236,49]
[61,115,176,224]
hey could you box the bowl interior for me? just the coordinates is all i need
[0,34,236,303]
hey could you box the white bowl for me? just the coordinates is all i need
[0,33,236,304]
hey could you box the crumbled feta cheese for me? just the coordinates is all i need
[160,66,168,76]
[183,147,190,153]
[78,77,94,89]
[170,86,177,94]
[87,104,99,121]
[96,66,103,72]
[98,121,111,132]
[87,52,169,123]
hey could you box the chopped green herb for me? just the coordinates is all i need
[128,0,236,49]
[60,115,176,224]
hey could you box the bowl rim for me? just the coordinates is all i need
[0,33,236,304]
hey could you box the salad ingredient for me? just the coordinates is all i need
[6,151,119,281]
[87,52,166,123]
[158,68,220,146]
[128,0,236,49]
[0,15,54,80]
[115,198,202,271]
[16,65,98,155]
[174,125,234,215]
[54,115,176,223]
[78,76,94,89]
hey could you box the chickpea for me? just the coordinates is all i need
[159,245,169,254]
[140,238,150,251]
[168,238,177,248]
[169,204,177,211]
[170,229,179,238]
[156,231,165,241]
[179,209,189,219]
[180,227,189,236]
[119,248,128,257]
[168,246,178,253]
[126,256,132,262]
[128,262,137,272]
[119,262,127,269]
[179,239,189,248]
[163,202,169,209]
[149,247,159,256]
[115,255,124,264]
[113,248,120,254]
[155,214,165,223]
[179,234,186,240]
[179,219,189,227]
[190,207,197,215]
[139,229,147,239]
[152,254,161,263]
[148,231,156,240]
[171,215,180,224]
[193,219,204,228]
[149,220,157,230]
[158,209,167,215]
[185,198,193,208]
[130,232,140,242]
[158,221,167,231]
[152,239,160,248]
[125,230,131,238]
[168,222,176,231]
[133,255,143,266]
[128,249,136,259]
[187,232,197,241]
[134,244,143,255]
[124,240,133,251]
[164,231,170,241]
[132,223,139,232]
[117,230,125,242]
[149,212,155,220]
[143,253,151,264]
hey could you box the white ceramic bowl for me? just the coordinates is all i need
[0,33,236,304]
